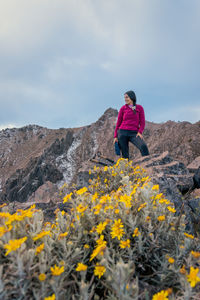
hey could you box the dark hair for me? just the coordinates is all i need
[124,90,137,114]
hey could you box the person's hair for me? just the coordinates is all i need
[124,90,137,114]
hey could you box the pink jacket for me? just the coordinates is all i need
[114,104,146,138]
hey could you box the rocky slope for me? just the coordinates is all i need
[0,108,200,207]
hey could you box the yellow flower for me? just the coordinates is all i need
[92,192,98,202]
[96,221,107,234]
[44,294,56,300]
[84,244,90,249]
[152,289,169,300]
[38,273,46,281]
[0,225,12,238]
[33,230,51,241]
[90,238,107,261]
[191,251,200,258]
[155,193,164,200]
[4,236,27,256]
[168,257,175,264]
[132,228,140,237]
[120,239,130,249]
[167,206,176,213]
[110,219,125,240]
[119,195,132,208]
[94,263,106,279]
[58,232,68,240]
[76,187,87,195]
[138,203,147,212]
[76,204,88,213]
[146,216,151,222]
[187,266,200,287]
[180,265,186,274]
[63,192,72,203]
[104,205,114,211]
[76,263,88,272]
[115,209,120,214]
[184,232,194,239]
[157,215,165,221]
[50,264,64,276]
[35,243,44,255]
[152,185,159,190]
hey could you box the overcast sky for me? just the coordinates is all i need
[0,0,200,130]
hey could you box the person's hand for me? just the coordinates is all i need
[113,137,118,144]
[136,132,143,139]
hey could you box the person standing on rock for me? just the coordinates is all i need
[114,90,150,159]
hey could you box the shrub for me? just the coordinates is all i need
[0,158,200,299]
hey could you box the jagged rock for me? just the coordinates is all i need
[1,159,63,203]
[187,156,200,172]
[27,181,59,203]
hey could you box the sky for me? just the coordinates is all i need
[0,0,200,130]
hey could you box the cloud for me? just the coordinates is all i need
[0,0,199,128]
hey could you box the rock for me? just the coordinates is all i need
[193,167,200,189]
[187,156,200,172]
[27,181,58,203]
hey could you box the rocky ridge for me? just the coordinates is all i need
[0,108,200,215]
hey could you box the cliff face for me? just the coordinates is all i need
[0,107,200,204]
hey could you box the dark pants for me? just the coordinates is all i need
[118,129,150,159]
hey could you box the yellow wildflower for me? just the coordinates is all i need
[90,237,107,261]
[33,230,51,241]
[76,204,88,213]
[120,239,130,249]
[110,219,125,240]
[168,257,175,264]
[35,243,44,255]
[4,236,27,256]
[76,263,88,272]
[58,232,68,240]
[94,263,106,279]
[155,193,164,200]
[152,289,169,300]
[0,225,12,238]
[63,192,72,203]
[187,266,200,287]
[191,251,200,258]
[50,264,64,276]
[152,185,159,190]
[180,265,186,274]
[76,187,87,195]
[104,205,114,211]
[38,273,46,281]
[167,206,176,213]
[132,228,140,237]
[96,221,107,234]
[157,215,165,221]
[138,203,147,212]
[184,232,194,239]
[84,244,90,249]
[119,195,132,208]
